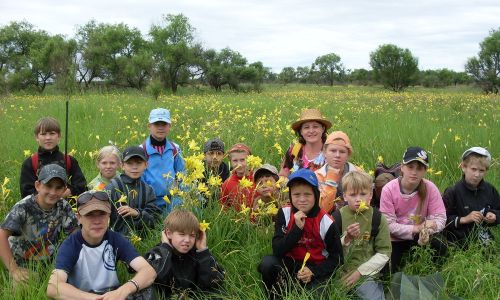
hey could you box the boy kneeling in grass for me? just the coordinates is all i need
[443,147,500,248]
[0,164,77,284]
[47,190,156,299]
[258,168,343,298]
[332,171,391,300]
[144,209,224,298]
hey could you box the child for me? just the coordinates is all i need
[332,171,391,300]
[220,143,255,210]
[144,209,224,298]
[315,131,361,213]
[47,190,156,298]
[443,147,500,247]
[19,117,87,198]
[379,146,447,273]
[0,164,77,283]
[253,163,281,210]
[87,145,121,190]
[203,137,230,183]
[105,146,161,237]
[258,168,343,297]
[141,108,186,214]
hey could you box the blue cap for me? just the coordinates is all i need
[149,108,171,124]
[287,168,318,188]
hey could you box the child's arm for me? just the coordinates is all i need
[195,231,225,290]
[19,158,37,198]
[484,185,500,225]
[0,229,29,283]
[357,216,391,276]
[132,186,161,229]
[307,223,343,279]
[425,183,447,233]
[272,208,303,257]
[380,185,418,240]
[46,269,99,299]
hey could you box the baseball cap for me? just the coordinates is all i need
[287,168,319,188]
[254,164,279,182]
[38,164,67,185]
[149,108,171,124]
[228,143,251,155]
[461,147,491,163]
[204,138,225,153]
[402,146,429,167]
[325,131,353,155]
[77,191,111,216]
[122,146,147,162]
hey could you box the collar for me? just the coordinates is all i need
[120,173,140,185]
[460,176,484,191]
[38,145,60,155]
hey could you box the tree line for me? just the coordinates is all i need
[0,14,498,94]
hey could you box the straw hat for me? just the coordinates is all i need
[291,108,332,131]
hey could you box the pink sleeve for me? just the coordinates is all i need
[424,180,446,232]
[379,182,415,240]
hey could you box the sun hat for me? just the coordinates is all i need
[461,147,491,163]
[291,108,332,131]
[38,164,67,184]
[325,131,353,155]
[402,146,429,167]
[149,108,171,124]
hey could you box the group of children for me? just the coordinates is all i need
[0,107,498,299]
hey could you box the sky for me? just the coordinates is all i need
[1,0,499,72]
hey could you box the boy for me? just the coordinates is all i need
[220,143,255,210]
[332,171,391,300]
[253,163,281,210]
[144,209,224,298]
[47,190,156,299]
[443,147,500,247]
[141,108,185,214]
[20,117,87,198]
[202,138,230,183]
[105,146,161,237]
[258,168,343,297]
[0,164,77,283]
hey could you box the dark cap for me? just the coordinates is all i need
[122,146,147,162]
[38,164,67,185]
[402,146,429,167]
[287,168,319,188]
[203,138,225,153]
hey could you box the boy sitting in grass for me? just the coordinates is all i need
[0,164,77,284]
[105,146,161,237]
[47,190,156,299]
[258,168,343,298]
[144,209,224,298]
[443,147,500,247]
[332,171,391,300]
[202,138,230,183]
[20,117,87,198]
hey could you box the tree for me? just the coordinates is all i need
[370,44,419,92]
[201,47,247,91]
[465,28,500,93]
[278,67,296,85]
[348,68,373,85]
[295,66,311,83]
[313,53,345,86]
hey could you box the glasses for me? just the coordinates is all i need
[76,191,110,207]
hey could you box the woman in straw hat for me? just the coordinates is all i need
[279,108,332,177]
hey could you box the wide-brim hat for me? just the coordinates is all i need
[291,108,332,131]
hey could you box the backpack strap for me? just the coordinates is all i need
[371,207,382,240]
[111,177,128,198]
[141,140,150,160]
[31,153,72,176]
[331,210,342,234]
[290,143,302,162]
[169,141,178,158]
[142,139,177,159]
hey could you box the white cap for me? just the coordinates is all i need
[461,147,491,163]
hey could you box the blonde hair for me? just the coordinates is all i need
[164,209,200,235]
[96,145,121,165]
[342,170,373,193]
[462,154,490,170]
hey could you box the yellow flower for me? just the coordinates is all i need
[246,155,263,170]
[117,194,128,205]
[356,200,369,214]
[239,176,253,189]
[368,170,375,176]
[207,176,222,187]
[239,203,250,215]
[265,203,278,216]
[273,143,283,155]
[23,149,31,157]
[130,234,142,245]
[434,170,443,175]
[409,214,421,224]
[163,195,171,204]
[377,155,384,163]
[427,167,434,174]
[454,135,461,142]
[3,177,10,186]
[96,135,100,140]
[188,140,200,151]
[197,182,209,194]
[300,252,311,272]
[199,220,210,232]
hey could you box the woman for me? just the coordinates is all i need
[279,108,332,177]
[379,146,447,273]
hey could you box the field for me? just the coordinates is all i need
[0,85,499,299]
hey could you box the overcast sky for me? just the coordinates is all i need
[1,0,499,72]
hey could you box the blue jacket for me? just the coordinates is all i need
[141,137,185,212]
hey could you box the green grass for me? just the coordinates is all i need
[0,85,499,299]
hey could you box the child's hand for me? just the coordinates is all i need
[342,270,361,287]
[11,267,29,283]
[62,188,72,198]
[196,230,207,251]
[484,212,496,224]
[294,211,307,229]
[345,223,360,243]
[117,205,139,218]
[423,219,437,231]
[461,211,483,225]
[296,266,313,284]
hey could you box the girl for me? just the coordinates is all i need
[87,145,121,190]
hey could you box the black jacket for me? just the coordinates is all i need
[19,146,87,198]
[443,177,500,243]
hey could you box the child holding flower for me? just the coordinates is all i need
[332,171,391,300]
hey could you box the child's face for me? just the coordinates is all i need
[401,161,426,186]
[290,182,315,214]
[78,210,110,245]
[324,144,349,169]
[229,152,248,177]
[256,175,277,198]
[300,121,325,144]
[205,150,224,168]
[166,229,196,254]
[148,121,170,141]
[97,154,120,180]
[344,187,373,212]
[462,161,486,187]
[34,178,66,210]
[35,130,61,151]
[122,157,147,179]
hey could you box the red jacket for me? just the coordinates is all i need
[220,172,255,210]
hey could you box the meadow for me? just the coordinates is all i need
[0,85,499,299]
